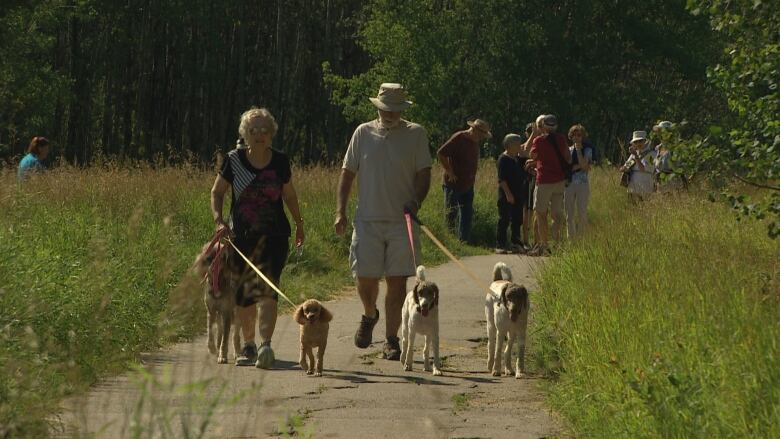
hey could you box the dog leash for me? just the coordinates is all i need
[403,211,419,269]
[225,238,298,308]
[403,208,485,291]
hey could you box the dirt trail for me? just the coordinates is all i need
[57,254,564,438]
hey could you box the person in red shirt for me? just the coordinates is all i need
[437,119,492,242]
[527,114,571,256]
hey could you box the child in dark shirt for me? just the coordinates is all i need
[496,134,528,254]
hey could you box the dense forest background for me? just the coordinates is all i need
[0,0,748,165]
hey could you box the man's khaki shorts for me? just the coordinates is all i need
[534,181,566,217]
[350,220,420,278]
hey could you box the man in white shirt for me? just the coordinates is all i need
[334,83,432,361]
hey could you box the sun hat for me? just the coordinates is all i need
[653,120,673,130]
[467,119,492,138]
[543,114,558,127]
[630,130,648,144]
[369,83,413,112]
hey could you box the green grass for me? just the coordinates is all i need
[0,160,495,437]
[451,392,471,412]
[5,158,777,438]
[533,168,780,438]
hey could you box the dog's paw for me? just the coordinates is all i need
[403,363,412,372]
[432,368,442,376]
[217,356,228,364]
[491,370,501,377]
[306,369,314,375]
[515,371,525,379]
[314,372,322,377]
[504,368,515,376]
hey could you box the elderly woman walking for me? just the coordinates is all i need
[620,130,657,203]
[210,107,305,368]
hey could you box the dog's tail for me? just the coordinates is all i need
[492,262,512,282]
[416,265,426,281]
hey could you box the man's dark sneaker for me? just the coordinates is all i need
[235,342,257,366]
[383,336,401,361]
[354,309,379,348]
[510,243,527,254]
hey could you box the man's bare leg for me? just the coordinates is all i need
[354,277,380,348]
[385,276,408,339]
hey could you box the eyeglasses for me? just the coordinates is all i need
[247,126,272,136]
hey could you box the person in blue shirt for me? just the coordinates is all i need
[17,137,50,180]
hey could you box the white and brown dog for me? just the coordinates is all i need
[293,299,333,377]
[193,240,240,364]
[486,262,529,378]
[401,266,442,376]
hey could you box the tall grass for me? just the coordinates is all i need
[533,169,780,438]
[0,159,499,437]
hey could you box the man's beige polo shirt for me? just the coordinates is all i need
[342,119,432,221]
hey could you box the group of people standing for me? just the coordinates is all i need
[439,113,593,257]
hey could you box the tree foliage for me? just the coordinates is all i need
[325,0,724,160]
[675,0,779,237]
[0,0,368,164]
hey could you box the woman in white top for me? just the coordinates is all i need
[620,130,657,202]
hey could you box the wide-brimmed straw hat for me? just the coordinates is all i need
[369,83,413,112]
[467,119,492,138]
[630,130,648,144]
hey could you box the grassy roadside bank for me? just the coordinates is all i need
[533,169,780,437]
[0,161,496,437]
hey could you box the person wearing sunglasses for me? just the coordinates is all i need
[210,107,305,369]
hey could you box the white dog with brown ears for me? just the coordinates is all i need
[401,266,442,376]
[486,262,529,378]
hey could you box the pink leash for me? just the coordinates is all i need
[404,211,419,268]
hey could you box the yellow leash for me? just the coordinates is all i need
[404,209,486,291]
[417,224,486,291]
[226,238,298,308]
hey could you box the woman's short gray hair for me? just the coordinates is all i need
[238,107,278,139]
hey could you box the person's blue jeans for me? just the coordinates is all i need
[443,185,474,242]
